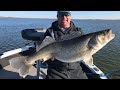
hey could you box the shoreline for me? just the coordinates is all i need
[0,16,120,20]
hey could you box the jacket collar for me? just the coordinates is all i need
[51,21,76,32]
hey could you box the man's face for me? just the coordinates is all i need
[57,12,71,28]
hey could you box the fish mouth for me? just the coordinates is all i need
[109,29,115,39]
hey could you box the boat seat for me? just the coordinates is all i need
[21,28,46,41]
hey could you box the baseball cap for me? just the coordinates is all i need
[57,11,71,17]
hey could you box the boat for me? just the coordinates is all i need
[0,28,108,79]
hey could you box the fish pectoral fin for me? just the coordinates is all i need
[83,56,93,67]
[38,36,56,50]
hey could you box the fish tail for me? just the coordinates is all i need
[9,56,32,78]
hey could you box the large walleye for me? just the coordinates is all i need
[9,29,115,77]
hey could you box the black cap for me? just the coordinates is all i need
[57,11,71,16]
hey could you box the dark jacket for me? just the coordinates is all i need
[44,21,88,79]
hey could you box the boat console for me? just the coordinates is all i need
[21,28,46,41]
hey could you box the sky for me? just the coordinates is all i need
[0,11,120,19]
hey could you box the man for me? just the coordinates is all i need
[44,11,88,79]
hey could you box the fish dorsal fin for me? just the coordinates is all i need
[38,36,56,50]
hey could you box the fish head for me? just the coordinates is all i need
[97,29,115,46]
[89,29,115,55]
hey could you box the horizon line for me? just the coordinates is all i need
[0,16,120,20]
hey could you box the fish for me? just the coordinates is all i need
[9,29,115,78]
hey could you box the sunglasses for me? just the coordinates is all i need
[58,12,71,17]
